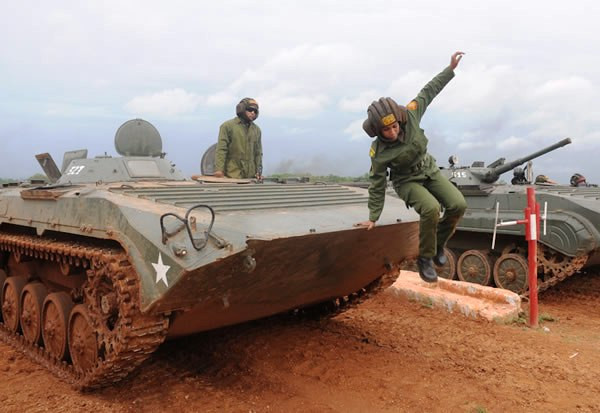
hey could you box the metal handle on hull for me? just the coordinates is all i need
[160,204,216,251]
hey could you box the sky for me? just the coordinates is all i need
[1,0,599,184]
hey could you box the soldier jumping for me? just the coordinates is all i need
[356,51,468,283]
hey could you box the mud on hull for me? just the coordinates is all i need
[162,222,419,337]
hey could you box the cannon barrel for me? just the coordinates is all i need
[484,137,572,183]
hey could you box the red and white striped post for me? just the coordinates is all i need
[525,187,540,328]
[492,186,540,328]
[513,187,540,327]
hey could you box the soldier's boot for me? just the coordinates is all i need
[433,247,447,267]
[417,257,438,283]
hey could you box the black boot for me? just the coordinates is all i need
[433,247,447,267]
[417,257,438,283]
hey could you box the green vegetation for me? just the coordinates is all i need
[511,312,557,327]
[513,312,528,325]
[1,173,48,185]
[421,297,434,309]
[269,172,369,183]
[29,173,48,181]
[539,313,557,322]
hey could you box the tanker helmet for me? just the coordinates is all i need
[570,173,587,187]
[362,97,407,138]
[236,97,259,121]
[535,175,549,184]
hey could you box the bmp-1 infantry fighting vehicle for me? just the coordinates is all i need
[435,137,600,294]
[0,119,419,389]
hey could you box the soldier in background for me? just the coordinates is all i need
[511,167,529,185]
[535,174,558,185]
[356,51,468,283]
[214,98,263,179]
[570,173,597,187]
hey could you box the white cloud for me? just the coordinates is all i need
[124,88,202,117]
[259,92,329,119]
[2,1,600,183]
[456,140,492,151]
[44,103,111,118]
[339,90,378,112]
[433,64,521,115]
[575,130,600,147]
[533,76,592,98]
[387,71,431,104]
[282,126,313,135]
[344,119,367,141]
[205,91,237,107]
[496,136,527,151]
[202,43,364,118]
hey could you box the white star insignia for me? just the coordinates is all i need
[152,253,170,287]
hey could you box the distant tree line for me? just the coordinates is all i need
[1,173,48,185]
[269,172,369,183]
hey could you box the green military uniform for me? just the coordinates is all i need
[215,117,262,179]
[368,66,467,258]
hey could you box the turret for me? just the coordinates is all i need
[35,119,185,185]
[441,138,572,189]
[482,138,572,183]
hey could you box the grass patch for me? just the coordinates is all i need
[510,311,557,326]
[513,312,528,325]
[421,297,434,309]
[539,313,557,322]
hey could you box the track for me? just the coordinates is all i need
[0,232,169,389]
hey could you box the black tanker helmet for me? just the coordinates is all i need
[570,173,586,187]
[362,97,407,138]
[236,97,259,122]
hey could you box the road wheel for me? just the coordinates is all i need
[2,276,28,333]
[20,282,47,345]
[68,304,98,373]
[493,253,529,294]
[42,292,74,361]
[457,250,493,285]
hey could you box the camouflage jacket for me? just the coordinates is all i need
[215,117,262,179]
[367,66,455,222]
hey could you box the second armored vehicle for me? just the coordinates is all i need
[435,138,600,294]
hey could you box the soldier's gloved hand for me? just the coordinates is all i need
[214,171,225,178]
[354,220,376,230]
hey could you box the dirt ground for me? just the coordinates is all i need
[1,269,599,413]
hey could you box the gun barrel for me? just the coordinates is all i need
[489,137,572,178]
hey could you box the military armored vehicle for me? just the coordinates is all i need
[435,137,600,294]
[0,119,418,389]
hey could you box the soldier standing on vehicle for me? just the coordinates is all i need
[214,98,263,179]
[356,52,468,283]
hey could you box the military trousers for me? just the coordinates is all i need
[393,172,467,258]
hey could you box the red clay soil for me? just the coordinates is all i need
[1,269,599,413]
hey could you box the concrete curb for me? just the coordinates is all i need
[387,271,522,323]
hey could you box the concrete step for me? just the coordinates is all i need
[387,271,521,323]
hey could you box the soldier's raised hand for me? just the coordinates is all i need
[450,51,465,70]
